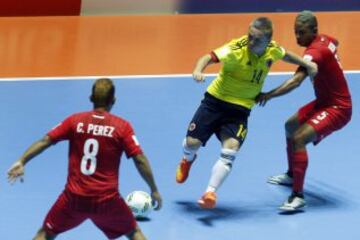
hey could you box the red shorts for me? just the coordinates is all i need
[43,190,136,239]
[298,100,352,145]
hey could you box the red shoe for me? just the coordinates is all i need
[198,191,217,209]
[176,156,195,183]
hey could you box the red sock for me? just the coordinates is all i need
[292,150,308,193]
[286,138,294,176]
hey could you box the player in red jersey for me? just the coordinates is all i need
[7,78,162,240]
[257,11,352,212]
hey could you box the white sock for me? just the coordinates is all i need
[182,138,198,162]
[206,148,237,193]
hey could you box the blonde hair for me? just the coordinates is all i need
[251,17,273,39]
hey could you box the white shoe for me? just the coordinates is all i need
[267,173,293,186]
[279,194,306,212]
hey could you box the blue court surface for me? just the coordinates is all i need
[0,73,359,239]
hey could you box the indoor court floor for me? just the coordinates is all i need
[0,73,359,239]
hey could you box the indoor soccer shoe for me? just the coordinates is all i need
[267,173,293,186]
[176,156,195,183]
[279,193,306,212]
[198,191,217,209]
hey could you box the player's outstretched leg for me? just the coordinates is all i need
[176,137,201,183]
[198,147,237,209]
[278,123,314,212]
[33,228,56,240]
[268,115,299,186]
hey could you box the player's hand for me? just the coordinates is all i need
[306,61,318,80]
[192,71,206,82]
[151,190,162,211]
[256,92,271,107]
[7,160,25,184]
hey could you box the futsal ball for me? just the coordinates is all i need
[125,191,153,218]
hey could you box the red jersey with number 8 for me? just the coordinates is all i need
[47,110,143,199]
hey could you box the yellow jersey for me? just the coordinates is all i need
[207,35,286,109]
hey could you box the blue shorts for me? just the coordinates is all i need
[186,92,250,146]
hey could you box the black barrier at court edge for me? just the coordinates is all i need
[178,0,360,14]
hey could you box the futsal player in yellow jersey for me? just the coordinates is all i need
[176,17,318,209]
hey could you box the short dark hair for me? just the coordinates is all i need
[251,17,273,39]
[91,78,115,108]
[296,10,318,33]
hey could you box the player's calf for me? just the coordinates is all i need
[176,138,200,183]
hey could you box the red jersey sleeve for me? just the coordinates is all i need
[121,122,143,158]
[47,116,73,142]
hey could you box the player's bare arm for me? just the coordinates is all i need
[7,135,53,184]
[257,70,307,106]
[192,54,217,82]
[282,50,318,79]
[132,154,162,210]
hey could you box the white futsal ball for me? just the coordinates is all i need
[125,191,153,218]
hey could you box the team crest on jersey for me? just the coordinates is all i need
[266,59,273,68]
[188,123,196,131]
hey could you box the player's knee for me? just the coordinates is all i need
[185,136,202,149]
[285,119,297,136]
[222,138,240,151]
[292,132,306,149]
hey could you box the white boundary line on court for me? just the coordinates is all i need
[0,70,359,82]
